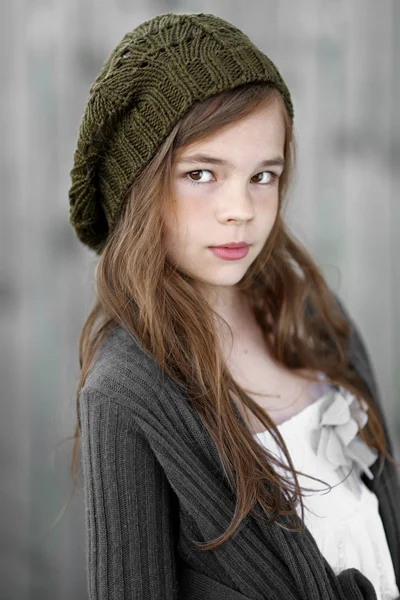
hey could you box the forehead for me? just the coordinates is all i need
[177,102,286,164]
[176,153,285,171]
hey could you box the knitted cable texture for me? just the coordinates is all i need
[68,12,294,253]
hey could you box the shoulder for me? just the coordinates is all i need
[80,325,175,416]
[329,291,376,382]
[84,325,158,384]
[309,288,372,368]
[78,325,220,474]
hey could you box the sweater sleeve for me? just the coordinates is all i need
[79,388,179,600]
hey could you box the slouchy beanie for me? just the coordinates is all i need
[68,12,294,253]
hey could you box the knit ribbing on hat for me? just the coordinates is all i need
[68,12,294,253]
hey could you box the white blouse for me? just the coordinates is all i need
[253,373,400,600]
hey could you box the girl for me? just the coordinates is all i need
[68,12,400,600]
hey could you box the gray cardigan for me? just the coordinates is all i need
[78,294,400,599]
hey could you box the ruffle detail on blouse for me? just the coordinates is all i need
[309,387,379,499]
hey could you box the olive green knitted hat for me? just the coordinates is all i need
[68,12,294,254]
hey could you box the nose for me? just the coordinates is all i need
[218,187,255,224]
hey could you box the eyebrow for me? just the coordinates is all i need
[176,153,285,170]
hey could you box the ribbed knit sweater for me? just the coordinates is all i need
[78,294,400,599]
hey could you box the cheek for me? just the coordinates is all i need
[163,200,199,254]
[163,205,182,254]
[176,191,209,220]
[271,195,280,216]
[168,193,210,241]
[257,197,279,238]
[258,192,279,220]
[172,178,212,215]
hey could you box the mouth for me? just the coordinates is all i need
[208,244,250,261]
[209,242,250,249]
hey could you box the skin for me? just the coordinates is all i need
[164,100,317,422]
[164,99,286,327]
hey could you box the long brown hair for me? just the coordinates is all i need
[52,82,399,549]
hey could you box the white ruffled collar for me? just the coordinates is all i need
[254,384,379,499]
[309,386,379,496]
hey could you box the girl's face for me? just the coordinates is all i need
[165,101,286,292]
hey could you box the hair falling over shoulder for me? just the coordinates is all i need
[54,82,400,549]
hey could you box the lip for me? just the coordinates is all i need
[209,242,249,249]
[209,245,250,261]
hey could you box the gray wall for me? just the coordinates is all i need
[1,1,399,598]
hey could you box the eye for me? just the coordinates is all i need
[183,169,279,187]
[251,171,279,185]
[184,170,214,186]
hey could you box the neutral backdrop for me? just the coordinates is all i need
[1,0,399,598]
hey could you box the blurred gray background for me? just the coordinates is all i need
[1,0,399,598]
